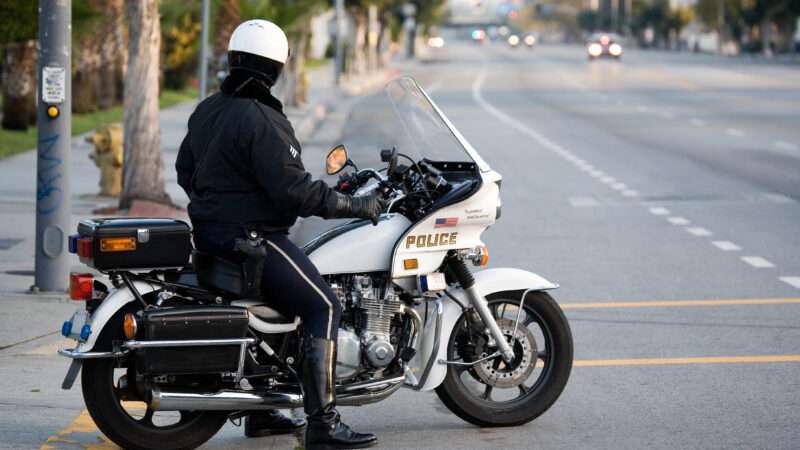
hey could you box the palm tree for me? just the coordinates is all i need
[119,0,170,209]
[0,2,38,131]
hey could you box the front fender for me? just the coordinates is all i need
[75,280,160,353]
[410,267,557,391]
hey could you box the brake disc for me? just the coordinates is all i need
[473,318,537,389]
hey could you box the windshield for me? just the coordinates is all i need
[385,77,475,164]
[337,76,488,172]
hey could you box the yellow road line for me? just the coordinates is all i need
[40,404,146,450]
[572,355,800,367]
[560,298,800,310]
[42,353,800,447]
[40,409,115,450]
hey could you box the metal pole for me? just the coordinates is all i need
[335,0,345,86]
[34,0,72,292]
[199,0,210,99]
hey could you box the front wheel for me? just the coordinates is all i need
[81,358,228,450]
[435,291,573,427]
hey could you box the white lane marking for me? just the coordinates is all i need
[772,140,800,157]
[779,277,800,289]
[712,241,741,251]
[622,189,639,197]
[690,118,706,127]
[649,207,670,215]
[726,128,745,137]
[686,227,713,237]
[741,256,775,268]
[661,111,675,119]
[590,170,604,177]
[636,105,648,112]
[600,176,616,184]
[668,217,690,225]
[611,182,627,190]
[472,70,573,162]
[569,196,601,207]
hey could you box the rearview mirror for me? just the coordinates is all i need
[326,145,348,175]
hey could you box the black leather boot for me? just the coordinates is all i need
[244,409,306,438]
[303,338,377,450]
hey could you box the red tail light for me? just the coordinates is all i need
[77,238,93,258]
[70,273,94,301]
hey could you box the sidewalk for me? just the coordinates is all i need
[0,63,394,350]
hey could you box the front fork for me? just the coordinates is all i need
[447,255,516,364]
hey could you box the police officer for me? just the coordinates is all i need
[176,20,380,450]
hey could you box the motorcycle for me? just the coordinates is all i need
[58,77,573,450]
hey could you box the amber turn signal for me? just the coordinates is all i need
[100,237,136,252]
[123,313,138,340]
[478,246,489,266]
[403,258,419,270]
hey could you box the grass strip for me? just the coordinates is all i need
[0,86,197,160]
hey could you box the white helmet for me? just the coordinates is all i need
[227,20,289,85]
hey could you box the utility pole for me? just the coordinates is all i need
[334,0,345,86]
[199,0,211,99]
[34,0,72,292]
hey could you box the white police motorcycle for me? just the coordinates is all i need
[58,77,573,450]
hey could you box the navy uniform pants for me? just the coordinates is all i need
[193,222,341,341]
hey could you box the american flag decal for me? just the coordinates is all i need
[434,217,458,228]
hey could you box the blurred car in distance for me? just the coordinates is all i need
[427,36,445,49]
[587,33,623,60]
[472,28,486,43]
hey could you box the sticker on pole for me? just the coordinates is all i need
[42,66,66,104]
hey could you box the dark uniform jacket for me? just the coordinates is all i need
[176,73,337,232]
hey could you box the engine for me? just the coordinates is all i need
[330,275,404,380]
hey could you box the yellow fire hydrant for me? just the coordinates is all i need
[86,123,124,197]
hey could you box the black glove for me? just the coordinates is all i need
[329,191,385,225]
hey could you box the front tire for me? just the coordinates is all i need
[435,291,573,427]
[81,358,228,450]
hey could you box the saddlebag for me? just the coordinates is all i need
[136,307,249,375]
[75,218,192,271]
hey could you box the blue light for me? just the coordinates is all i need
[61,321,72,337]
[419,275,429,292]
[68,235,79,254]
[79,324,92,341]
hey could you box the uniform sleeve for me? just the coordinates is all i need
[245,110,339,219]
[176,131,195,197]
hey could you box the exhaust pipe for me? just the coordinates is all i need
[150,388,303,411]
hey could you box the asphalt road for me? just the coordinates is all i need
[6,42,800,449]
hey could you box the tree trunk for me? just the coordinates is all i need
[214,0,240,60]
[1,40,37,131]
[352,11,368,75]
[119,0,170,209]
[96,0,126,109]
[73,35,100,114]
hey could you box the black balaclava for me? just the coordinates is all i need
[221,50,285,115]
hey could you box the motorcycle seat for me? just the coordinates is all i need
[230,299,295,323]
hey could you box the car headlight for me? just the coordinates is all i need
[609,43,622,56]
[588,43,602,57]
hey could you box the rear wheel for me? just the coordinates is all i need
[435,291,573,427]
[81,358,228,450]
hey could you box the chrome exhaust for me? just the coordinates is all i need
[149,388,303,411]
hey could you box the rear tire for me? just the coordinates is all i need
[81,357,228,450]
[435,291,573,427]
